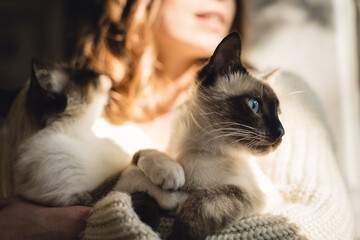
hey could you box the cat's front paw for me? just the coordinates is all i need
[134,149,185,190]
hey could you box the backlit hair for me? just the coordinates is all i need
[76,0,246,123]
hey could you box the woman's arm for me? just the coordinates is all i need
[0,197,90,240]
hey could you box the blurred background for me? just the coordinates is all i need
[0,0,359,238]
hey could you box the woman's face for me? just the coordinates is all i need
[156,0,237,59]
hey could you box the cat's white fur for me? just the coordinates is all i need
[14,75,132,206]
[115,164,188,210]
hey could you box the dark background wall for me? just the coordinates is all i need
[0,0,100,117]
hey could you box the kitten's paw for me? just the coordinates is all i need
[73,191,94,206]
[131,192,161,229]
[156,191,189,211]
[134,149,185,190]
[167,222,192,240]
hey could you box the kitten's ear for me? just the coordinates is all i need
[202,32,247,86]
[211,32,245,74]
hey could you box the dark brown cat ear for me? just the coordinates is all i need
[201,32,247,87]
[212,32,246,74]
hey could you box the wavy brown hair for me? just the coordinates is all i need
[76,0,247,124]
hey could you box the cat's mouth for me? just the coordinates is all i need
[270,138,282,149]
[251,138,282,154]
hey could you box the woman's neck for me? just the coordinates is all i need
[158,50,198,82]
[158,53,200,110]
[138,56,199,150]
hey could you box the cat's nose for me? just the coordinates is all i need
[276,125,285,139]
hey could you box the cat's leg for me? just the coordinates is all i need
[89,172,161,228]
[114,165,188,211]
[131,192,162,229]
[168,184,264,240]
[133,149,185,190]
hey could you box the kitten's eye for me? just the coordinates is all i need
[248,98,259,113]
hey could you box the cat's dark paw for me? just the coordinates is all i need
[131,192,161,230]
[73,191,94,206]
[167,231,190,240]
[167,221,204,240]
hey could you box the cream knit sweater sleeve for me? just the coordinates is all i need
[82,72,354,240]
[260,72,354,239]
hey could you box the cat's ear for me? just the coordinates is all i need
[257,68,280,85]
[211,32,245,74]
[202,32,247,86]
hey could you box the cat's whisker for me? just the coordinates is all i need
[209,133,250,140]
[207,129,250,137]
[287,90,307,96]
[204,129,256,138]
[194,110,223,117]
[218,123,256,130]
[203,122,256,132]
[207,131,266,144]
[205,127,269,143]
[188,111,204,131]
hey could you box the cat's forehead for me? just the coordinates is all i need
[215,71,277,100]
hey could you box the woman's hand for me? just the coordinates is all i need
[0,197,90,240]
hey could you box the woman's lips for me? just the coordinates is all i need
[195,12,225,31]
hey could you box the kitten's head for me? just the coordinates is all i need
[27,59,111,127]
[193,32,284,155]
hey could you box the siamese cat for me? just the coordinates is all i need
[116,32,285,239]
[12,60,131,206]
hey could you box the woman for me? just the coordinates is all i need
[0,0,245,239]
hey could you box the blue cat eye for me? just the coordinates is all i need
[248,98,260,113]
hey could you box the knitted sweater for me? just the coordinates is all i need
[82,191,303,240]
[81,72,354,240]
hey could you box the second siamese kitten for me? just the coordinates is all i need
[117,32,285,239]
[13,61,130,206]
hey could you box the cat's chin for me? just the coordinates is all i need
[249,139,282,155]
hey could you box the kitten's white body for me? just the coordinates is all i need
[15,123,130,206]
[14,75,131,206]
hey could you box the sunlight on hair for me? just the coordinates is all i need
[107,0,125,23]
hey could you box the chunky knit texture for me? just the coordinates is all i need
[82,191,160,240]
[82,191,304,240]
[81,73,354,240]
